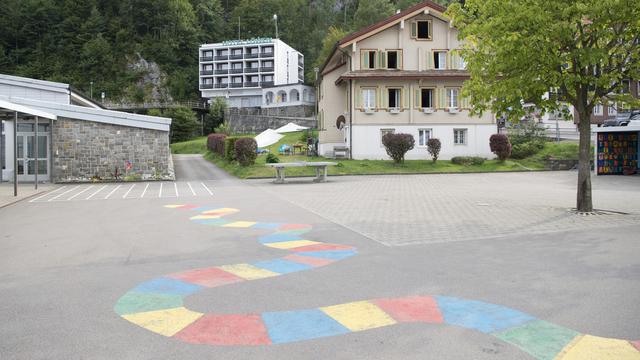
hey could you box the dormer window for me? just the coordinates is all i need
[411,20,432,40]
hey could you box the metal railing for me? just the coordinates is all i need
[102,100,208,110]
[244,53,259,59]
[245,67,259,73]
[244,82,259,88]
[199,56,213,62]
[229,68,243,74]
[200,70,214,75]
[229,54,243,60]
[200,83,214,89]
[261,52,274,57]
[261,81,274,87]
[260,66,274,72]
[215,69,229,74]
[215,84,229,88]
[230,83,243,88]
[214,55,229,61]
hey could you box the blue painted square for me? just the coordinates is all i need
[252,223,282,230]
[436,296,535,333]
[132,277,203,296]
[262,309,350,344]
[259,233,302,244]
[296,249,357,260]
[253,258,311,274]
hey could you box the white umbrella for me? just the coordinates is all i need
[255,128,284,148]
[275,122,309,133]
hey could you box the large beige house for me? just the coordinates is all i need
[318,1,496,160]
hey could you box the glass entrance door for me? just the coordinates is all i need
[16,123,49,182]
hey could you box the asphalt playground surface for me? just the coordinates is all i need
[0,155,638,359]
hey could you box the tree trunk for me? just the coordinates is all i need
[576,110,593,212]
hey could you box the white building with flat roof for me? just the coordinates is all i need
[199,38,304,108]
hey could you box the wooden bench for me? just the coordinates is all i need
[266,162,337,184]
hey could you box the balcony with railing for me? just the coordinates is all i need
[200,70,214,76]
[215,83,229,88]
[215,55,229,61]
[260,66,274,72]
[244,53,260,59]
[230,83,243,88]
[215,69,229,74]
[244,67,259,73]
[229,53,243,60]
[244,82,259,88]
[261,81,274,87]
[200,83,214,89]
[200,55,214,62]
[229,68,243,74]
[260,51,274,58]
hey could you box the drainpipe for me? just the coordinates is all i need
[337,46,354,160]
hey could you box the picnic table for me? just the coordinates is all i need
[266,162,337,184]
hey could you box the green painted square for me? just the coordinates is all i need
[114,292,183,315]
[495,320,579,360]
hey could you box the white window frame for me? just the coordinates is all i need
[362,88,376,110]
[454,128,467,145]
[593,104,603,116]
[380,128,395,147]
[434,51,447,70]
[418,129,432,147]
[447,88,459,109]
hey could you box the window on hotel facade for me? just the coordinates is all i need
[454,129,467,145]
[411,20,432,40]
[434,51,447,70]
[362,88,376,110]
[446,88,459,108]
[418,129,432,147]
[361,50,377,69]
[420,88,434,108]
[388,88,401,109]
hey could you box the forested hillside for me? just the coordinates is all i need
[0,0,454,102]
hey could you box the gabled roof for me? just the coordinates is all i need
[1,95,171,132]
[0,73,103,109]
[338,1,447,48]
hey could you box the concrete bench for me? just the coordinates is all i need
[266,162,337,184]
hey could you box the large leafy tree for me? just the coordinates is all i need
[353,0,395,30]
[448,0,640,212]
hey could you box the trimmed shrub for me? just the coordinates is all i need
[265,153,280,163]
[234,138,258,166]
[382,133,415,163]
[451,156,486,166]
[207,133,226,156]
[427,138,441,163]
[490,134,512,161]
[511,141,545,159]
[224,136,242,161]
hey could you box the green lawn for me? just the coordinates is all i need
[173,132,580,179]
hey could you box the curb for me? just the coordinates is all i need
[0,188,53,209]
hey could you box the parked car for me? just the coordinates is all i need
[602,110,640,127]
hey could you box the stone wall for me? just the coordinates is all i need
[52,117,173,182]
[226,105,316,134]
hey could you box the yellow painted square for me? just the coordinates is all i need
[190,214,221,220]
[320,301,396,332]
[223,221,257,228]
[558,335,640,360]
[122,307,203,337]
[264,240,320,249]
[202,208,238,215]
[218,264,279,280]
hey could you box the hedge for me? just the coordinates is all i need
[451,156,486,166]
[224,136,253,161]
[207,133,226,156]
[234,138,258,166]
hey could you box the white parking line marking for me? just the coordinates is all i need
[123,184,136,198]
[174,182,179,197]
[201,182,213,196]
[30,186,67,202]
[104,185,121,199]
[187,182,196,196]
[68,185,94,200]
[48,186,81,201]
[85,185,107,200]
[140,183,149,198]
[159,183,163,198]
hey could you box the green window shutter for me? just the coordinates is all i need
[403,87,410,109]
[450,50,457,69]
[415,89,420,109]
[355,87,362,109]
[426,50,433,70]
[379,51,387,69]
[438,88,447,109]
[362,52,369,69]
[411,22,417,38]
[380,87,387,109]
[398,51,403,70]
[446,52,451,70]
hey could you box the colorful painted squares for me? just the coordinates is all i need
[168,267,244,288]
[320,301,396,332]
[174,314,271,345]
[262,309,350,344]
[132,278,203,296]
[494,320,579,360]
[373,296,443,324]
[435,296,534,333]
[122,307,203,337]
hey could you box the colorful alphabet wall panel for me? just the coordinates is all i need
[597,132,638,175]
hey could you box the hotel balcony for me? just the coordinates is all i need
[200,56,214,62]
[200,83,214,89]
[215,69,229,74]
[260,66,274,72]
[244,53,260,59]
[229,54,243,60]
[229,68,243,74]
[261,51,274,58]
[215,55,229,61]
[230,83,243,88]
[244,67,259,73]
[244,82,259,88]
[200,70,214,76]
[261,81,274,87]
[215,84,229,88]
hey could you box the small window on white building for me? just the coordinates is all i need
[454,129,467,145]
[418,129,432,147]
[446,88,459,109]
[411,20,432,40]
[593,104,603,116]
[362,88,376,110]
[434,51,447,70]
[388,88,401,109]
[381,128,395,146]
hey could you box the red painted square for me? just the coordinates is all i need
[168,267,244,288]
[283,254,335,267]
[174,314,271,345]
[373,296,443,323]
[631,340,640,351]
[278,224,311,231]
[290,243,354,253]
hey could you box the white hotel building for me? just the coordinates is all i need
[199,38,304,108]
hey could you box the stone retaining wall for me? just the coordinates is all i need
[52,117,173,182]
[226,105,316,134]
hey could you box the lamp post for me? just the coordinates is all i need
[273,14,278,39]
[90,81,94,100]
